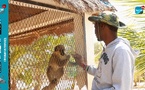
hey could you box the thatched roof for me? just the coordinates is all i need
[53,0,116,13]
[12,0,116,13]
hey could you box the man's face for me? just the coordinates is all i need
[94,22,104,41]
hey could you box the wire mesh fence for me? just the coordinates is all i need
[9,0,87,90]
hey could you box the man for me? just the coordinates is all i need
[72,11,138,90]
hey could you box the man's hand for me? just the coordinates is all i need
[71,53,84,67]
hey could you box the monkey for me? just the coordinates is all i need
[42,45,70,90]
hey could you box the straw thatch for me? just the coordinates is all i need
[54,0,116,13]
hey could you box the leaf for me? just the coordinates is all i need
[22,69,33,85]
[10,46,26,65]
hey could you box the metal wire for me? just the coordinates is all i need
[9,0,87,90]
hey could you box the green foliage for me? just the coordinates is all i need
[67,67,77,78]
[10,46,27,65]
[94,42,103,64]
[18,69,33,85]
[10,34,75,89]
[118,28,145,82]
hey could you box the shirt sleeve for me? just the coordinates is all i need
[86,65,97,76]
[104,48,134,90]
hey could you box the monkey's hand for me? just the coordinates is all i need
[71,53,84,67]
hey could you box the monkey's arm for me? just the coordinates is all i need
[57,57,69,67]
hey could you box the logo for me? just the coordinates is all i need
[101,52,109,65]
[135,5,145,14]
[0,4,6,14]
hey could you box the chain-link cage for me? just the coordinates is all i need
[9,0,87,90]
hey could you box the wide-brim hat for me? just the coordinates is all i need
[88,11,126,28]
